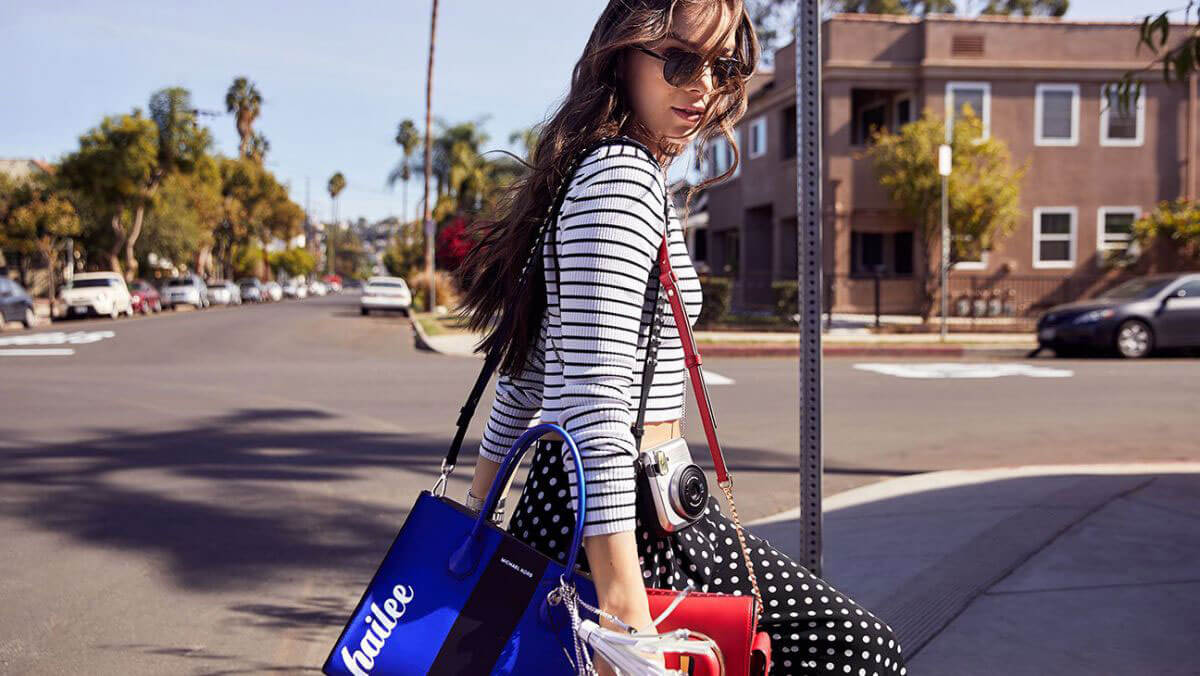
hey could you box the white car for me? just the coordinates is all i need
[282,279,308,299]
[361,276,412,315]
[58,272,134,319]
[265,281,283,302]
[308,280,328,297]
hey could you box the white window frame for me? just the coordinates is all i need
[1096,206,1141,265]
[710,137,729,177]
[1032,206,1078,269]
[951,249,988,271]
[1100,84,1145,147]
[894,95,913,128]
[1034,83,1079,146]
[945,81,991,140]
[749,116,767,159]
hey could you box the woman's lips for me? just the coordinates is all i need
[672,106,701,123]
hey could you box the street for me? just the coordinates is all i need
[1,293,1198,674]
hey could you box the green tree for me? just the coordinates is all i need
[5,182,82,306]
[137,158,222,277]
[58,111,159,278]
[327,172,346,274]
[382,221,425,279]
[864,108,1027,320]
[225,77,263,161]
[218,158,303,280]
[1129,199,1200,266]
[269,247,316,278]
[388,119,421,225]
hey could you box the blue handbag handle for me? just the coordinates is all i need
[448,423,589,581]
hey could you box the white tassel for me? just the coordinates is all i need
[577,619,720,676]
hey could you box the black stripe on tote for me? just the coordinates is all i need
[426,535,551,674]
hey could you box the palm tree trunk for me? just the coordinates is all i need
[423,0,439,312]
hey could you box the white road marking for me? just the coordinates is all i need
[853,362,1073,379]
[703,370,735,385]
[0,348,76,357]
[0,330,115,346]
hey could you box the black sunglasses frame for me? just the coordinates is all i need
[633,45,747,89]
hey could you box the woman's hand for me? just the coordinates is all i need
[584,530,666,675]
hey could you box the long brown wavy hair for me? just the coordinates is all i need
[456,0,760,376]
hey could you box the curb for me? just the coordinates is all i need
[698,344,1038,358]
[408,313,437,353]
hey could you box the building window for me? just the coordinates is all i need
[749,116,767,159]
[1035,84,1079,146]
[894,231,914,276]
[1101,85,1145,146]
[1096,206,1140,265]
[895,96,913,128]
[1033,207,1077,269]
[781,105,796,159]
[731,128,741,177]
[951,243,988,270]
[720,230,740,275]
[856,101,887,145]
[851,231,913,278]
[709,134,738,178]
[946,81,991,139]
[693,228,708,262]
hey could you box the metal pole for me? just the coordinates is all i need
[796,0,824,577]
[940,173,948,341]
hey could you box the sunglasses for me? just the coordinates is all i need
[633,45,748,89]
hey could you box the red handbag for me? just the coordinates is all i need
[640,236,772,676]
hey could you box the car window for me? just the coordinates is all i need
[1096,277,1175,300]
[70,278,115,289]
[1174,279,1200,298]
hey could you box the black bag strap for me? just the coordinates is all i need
[433,135,664,495]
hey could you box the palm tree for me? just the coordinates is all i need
[423,0,440,312]
[248,132,270,165]
[388,119,420,227]
[327,172,346,274]
[225,77,263,160]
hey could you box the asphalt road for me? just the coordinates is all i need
[1,294,1196,674]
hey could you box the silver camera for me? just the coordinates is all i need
[635,436,710,534]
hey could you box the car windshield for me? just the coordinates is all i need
[1096,277,1176,300]
[70,278,117,288]
[166,279,193,287]
[370,281,406,288]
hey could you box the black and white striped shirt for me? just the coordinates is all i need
[477,138,704,537]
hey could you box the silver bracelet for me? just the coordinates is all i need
[466,489,505,525]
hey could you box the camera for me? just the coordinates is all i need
[635,436,709,534]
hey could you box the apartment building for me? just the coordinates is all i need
[701,13,1198,314]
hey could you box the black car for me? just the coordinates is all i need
[1036,272,1200,358]
[0,277,36,328]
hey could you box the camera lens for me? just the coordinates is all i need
[675,465,708,518]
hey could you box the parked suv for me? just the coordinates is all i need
[237,278,266,303]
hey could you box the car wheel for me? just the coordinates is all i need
[22,306,35,328]
[109,305,119,320]
[1115,319,1154,359]
[361,307,369,316]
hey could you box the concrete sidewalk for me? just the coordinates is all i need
[746,463,1200,675]
[409,314,1039,360]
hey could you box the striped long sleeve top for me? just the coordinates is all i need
[477,138,704,538]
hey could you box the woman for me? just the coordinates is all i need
[456,2,907,674]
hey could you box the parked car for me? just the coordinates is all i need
[58,271,135,319]
[308,280,328,297]
[1036,272,1200,358]
[206,280,241,306]
[322,273,343,293]
[264,281,283,302]
[361,276,412,315]
[0,277,36,328]
[282,279,308,299]
[237,278,265,303]
[163,275,209,309]
[128,279,162,314]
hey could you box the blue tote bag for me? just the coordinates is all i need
[323,422,599,675]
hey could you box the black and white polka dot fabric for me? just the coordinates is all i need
[507,438,907,676]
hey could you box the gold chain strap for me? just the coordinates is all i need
[717,478,764,628]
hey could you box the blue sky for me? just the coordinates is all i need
[1,0,1178,224]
